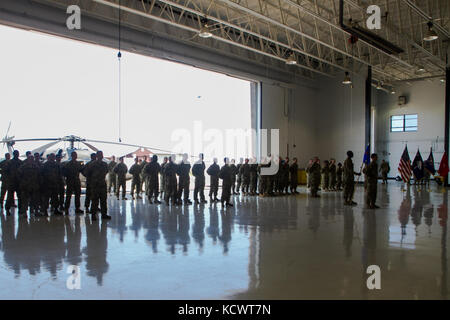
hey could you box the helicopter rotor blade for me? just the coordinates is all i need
[0,138,61,144]
[81,141,99,152]
[84,139,174,154]
[30,140,62,156]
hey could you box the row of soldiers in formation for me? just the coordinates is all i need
[306,151,381,209]
[0,150,111,219]
[107,154,300,207]
[0,150,301,216]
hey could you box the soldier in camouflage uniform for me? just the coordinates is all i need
[33,152,43,212]
[63,151,85,214]
[82,153,97,213]
[321,160,330,191]
[363,153,379,209]
[41,153,63,215]
[192,153,207,204]
[114,157,128,200]
[4,150,23,214]
[258,158,268,196]
[144,155,161,204]
[160,157,168,200]
[17,154,40,215]
[129,157,142,200]
[336,163,343,190]
[230,159,238,195]
[0,153,11,209]
[308,157,321,197]
[282,157,290,194]
[55,154,66,211]
[343,151,361,206]
[289,157,299,194]
[239,158,250,195]
[85,151,111,220]
[235,158,243,195]
[177,153,192,205]
[164,155,178,205]
[329,159,337,191]
[140,156,148,196]
[207,158,220,202]
[379,160,390,184]
[249,158,259,196]
[219,157,233,207]
[107,155,117,194]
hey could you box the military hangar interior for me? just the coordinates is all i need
[0,0,449,300]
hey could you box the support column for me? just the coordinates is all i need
[365,66,372,147]
[445,67,450,186]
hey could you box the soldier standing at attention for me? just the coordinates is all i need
[219,158,233,207]
[229,159,238,195]
[329,159,337,191]
[258,158,268,196]
[306,158,313,189]
[160,157,168,200]
[140,156,148,196]
[0,153,11,209]
[33,152,43,213]
[336,163,343,191]
[82,153,97,213]
[343,151,361,206]
[86,151,111,220]
[17,154,40,215]
[309,157,321,197]
[144,155,161,204]
[192,153,207,205]
[177,153,192,205]
[107,155,117,194]
[4,150,23,215]
[235,158,244,195]
[282,157,290,194]
[249,157,259,196]
[164,155,178,205]
[321,160,330,192]
[56,154,65,211]
[289,157,299,194]
[41,153,62,216]
[239,158,251,196]
[207,158,220,203]
[363,153,379,209]
[379,160,390,184]
[129,157,142,200]
[114,157,128,200]
[63,151,84,214]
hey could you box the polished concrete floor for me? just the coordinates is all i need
[0,183,448,300]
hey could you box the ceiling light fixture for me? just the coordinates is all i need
[199,23,213,38]
[286,52,297,65]
[424,22,438,41]
[342,72,352,85]
[376,81,382,90]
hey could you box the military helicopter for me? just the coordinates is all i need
[0,134,174,188]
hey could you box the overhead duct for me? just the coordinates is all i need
[339,0,404,55]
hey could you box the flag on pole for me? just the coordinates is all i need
[438,152,449,178]
[363,144,370,165]
[398,145,412,183]
[424,147,436,175]
[412,149,424,181]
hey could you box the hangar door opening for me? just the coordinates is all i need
[0,24,258,167]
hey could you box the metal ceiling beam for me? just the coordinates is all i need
[91,0,332,77]
[402,0,450,39]
[216,0,401,80]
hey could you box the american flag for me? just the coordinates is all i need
[398,145,412,183]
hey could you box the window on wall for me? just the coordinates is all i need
[390,114,418,132]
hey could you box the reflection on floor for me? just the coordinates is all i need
[0,183,448,299]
